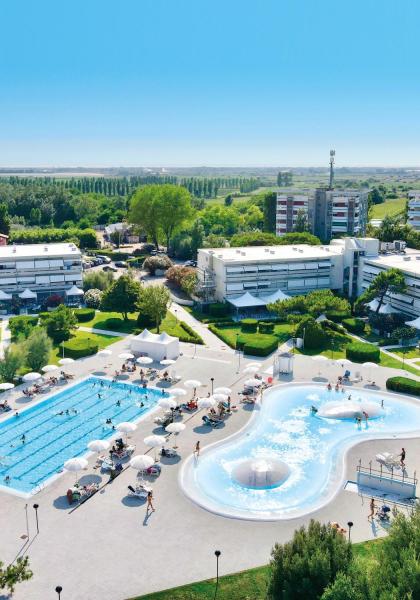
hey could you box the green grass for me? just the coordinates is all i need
[370,197,406,220]
[49,330,122,364]
[210,322,294,349]
[294,332,352,359]
[378,350,420,375]
[151,312,200,341]
[82,311,139,333]
[386,346,420,359]
[130,540,382,600]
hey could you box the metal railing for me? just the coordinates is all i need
[357,459,417,486]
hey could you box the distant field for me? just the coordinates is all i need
[370,197,406,219]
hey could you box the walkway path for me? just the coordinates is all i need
[77,326,129,337]
[170,302,234,352]
[0,317,11,359]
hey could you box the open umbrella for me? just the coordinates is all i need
[340,359,352,366]
[184,379,202,389]
[363,362,378,381]
[117,422,137,435]
[64,457,88,483]
[144,434,166,461]
[0,382,14,391]
[158,398,177,410]
[212,393,228,403]
[243,365,260,375]
[59,358,75,366]
[41,364,59,373]
[169,388,187,397]
[129,454,154,482]
[165,422,186,448]
[197,397,216,409]
[136,356,153,365]
[160,359,176,366]
[22,372,42,383]
[88,439,110,454]
[312,354,329,377]
[118,352,135,360]
[97,349,112,357]
[244,378,262,388]
[214,386,232,395]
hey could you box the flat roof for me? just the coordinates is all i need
[0,243,81,259]
[199,244,343,264]
[366,248,420,276]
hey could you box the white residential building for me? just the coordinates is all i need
[407,191,420,231]
[0,243,83,305]
[276,192,313,236]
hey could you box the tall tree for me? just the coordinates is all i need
[277,171,283,186]
[263,191,277,233]
[137,285,171,332]
[24,328,52,372]
[156,184,193,250]
[129,185,161,248]
[356,268,406,314]
[45,305,78,343]
[0,344,26,382]
[294,208,309,232]
[0,556,33,595]
[101,274,142,320]
[0,203,11,236]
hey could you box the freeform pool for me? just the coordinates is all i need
[180,383,420,520]
[0,377,164,495]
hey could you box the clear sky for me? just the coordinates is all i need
[1,0,419,167]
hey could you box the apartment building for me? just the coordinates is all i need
[275,192,313,236]
[407,191,420,231]
[313,189,369,241]
[0,243,83,305]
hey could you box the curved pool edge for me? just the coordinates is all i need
[178,381,420,522]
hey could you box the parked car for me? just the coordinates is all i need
[114,261,128,268]
[183,260,197,267]
[97,255,112,264]
[103,265,118,272]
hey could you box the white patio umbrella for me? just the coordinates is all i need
[160,359,176,366]
[88,439,110,454]
[117,422,137,435]
[137,356,154,365]
[0,382,14,391]
[214,386,232,395]
[64,457,88,483]
[244,378,262,388]
[169,388,187,397]
[129,454,155,482]
[212,393,228,403]
[144,434,166,461]
[59,358,75,366]
[340,359,352,366]
[312,354,329,377]
[243,365,260,375]
[197,397,216,409]
[158,398,177,410]
[41,364,59,373]
[119,352,135,360]
[362,362,378,381]
[165,422,186,448]
[184,379,202,389]
[22,372,42,383]
[97,349,112,357]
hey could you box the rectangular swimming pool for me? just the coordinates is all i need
[0,377,164,496]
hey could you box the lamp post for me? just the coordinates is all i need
[55,585,62,599]
[214,550,221,599]
[33,503,39,534]
[347,521,354,542]
[210,377,214,394]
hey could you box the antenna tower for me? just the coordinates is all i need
[329,149,335,190]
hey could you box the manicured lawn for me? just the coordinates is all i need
[294,332,351,359]
[378,351,420,375]
[151,312,202,344]
[49,330,122,364]
[370,197,406,219]
[130,540,382,600]
[82,311,139,333]
[387,346,420,359]
[210,322,294,349]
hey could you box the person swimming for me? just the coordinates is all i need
[21,434,26,444]
[310,405,318,414]
[116,399,121,407]
[106,418,112,425]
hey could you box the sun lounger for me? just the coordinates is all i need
[202,415,223,427]
[127,483,152,498]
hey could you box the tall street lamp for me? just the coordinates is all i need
[55,586,62,599]
[33,504,39,534]
[214,550,221,599]
[210,378,214,394]
[347,521,354,542]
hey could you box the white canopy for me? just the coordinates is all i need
[131,329,179,361]
[19,288,37,299]
[227,292,266,309]
[406,316,420,329]
[66,285,84,296]
[261,289,290,304]
[366,299,398,314]
[0,290,12,300]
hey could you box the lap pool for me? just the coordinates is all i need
[180,384,420,520]
[0,377,164,495]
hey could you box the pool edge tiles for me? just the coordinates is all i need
[0,376,166,498]
[179,382,420,521]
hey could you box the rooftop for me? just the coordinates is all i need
[0,243,81,259]
[200,244,344,263]
[366,248,420,275]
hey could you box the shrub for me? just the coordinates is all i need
[321,319,346,334]
[243,335,278,356]
[235,334,248,350]
[208,303,230,317]
[137,312,155,329]
[61,337,99,359]
[38,312,50,323]
[259,321,275,334]
[84,288,103,309]
[179,321,203,344]
[99,317,126,330]
[326,310,351,323]
[74,308,95,322]
[393,326,417,343]
[386,376,420,396]
[208,324,236,348]
[346,342,380,363]
[142,255,173,275]
[296,316,327,349]
[43,294,64,309]
[8,316,38,340]
[83,270,114,292]
[241,318,258,333]
[342,317,365,334]
[286,313,312,324]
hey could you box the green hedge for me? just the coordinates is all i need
[88,249,132,260]
[326,310,351,323]
[342,317,365,334]
[208,324,235,348]
[259,321,275,334]
[286,313,312,324]
[9,316,38,340]
[243,335,278,356]
[61,338,99,359]
[74,308,96,323]
[345,342,380,363]
[179,321,203,345]
[241,318,258,333]
[386,377,420,396]
[208,303,230,317]
[321,319,346,334]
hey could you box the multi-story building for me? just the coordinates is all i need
[0,243,83,306]
[275,192,313,236]
[407,191,420,231]
[313,189,369,241]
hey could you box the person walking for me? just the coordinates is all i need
[399,447,406,468]
[146,490,155,512]
[194,441,200,457]
[368,497,375,521]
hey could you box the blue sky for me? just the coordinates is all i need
[1,0,419,167]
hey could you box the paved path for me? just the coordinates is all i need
[170,302,234,352]
[78,325,130,337]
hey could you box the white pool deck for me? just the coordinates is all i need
[1,338,420,600]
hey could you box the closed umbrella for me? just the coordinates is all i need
[97,349,112,357]
[197,397,216,409]
[22,372,42,383]
[165,422,186,449]
[160,359,176,366]
[244,378,262,388]
[119,352,135,360]
[158,398,177,410]
[59,358,75,366]
[144,434,166,461]
[214,386,232,395]
[64,457,88,483]
[0,382,14,391]
[42,364,59,373]
[169,388,187,397]
[88,439,110,454]
[137,356,153,365]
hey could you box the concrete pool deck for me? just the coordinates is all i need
[1,340,420,600]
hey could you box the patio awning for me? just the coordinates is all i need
[0,290,12,300]
[65,285,84,296]
[405,316,420,329]
[227,292,266,309]
[261,289,290,304]
[366,299,398,314]
[19,288,37,299]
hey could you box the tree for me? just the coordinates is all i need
[243,205,264,230]
[190,219,205,257]
[267,520,352,600]
[84,288,103,308]
[263,192,277,233]
[142,255,173,275]
[0,344,26,382]
[45,305,78,343]
[368,187,384,210]
[0,556,33,594]
[137,285,170,332]
[356,268,406,314]
[295,316,327,349]
[83,270,114,291]
[294,208,308,232]
[320,571,369,600]
[268,290,350,319]
[277,172,283,186]
[101,274,142,320]
[24,328,52,372]
[0,203,11,236]
[129,185,161,248]
[224,194,233,206]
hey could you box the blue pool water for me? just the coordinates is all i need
[0,377,164,495]
[180,384,420,520]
